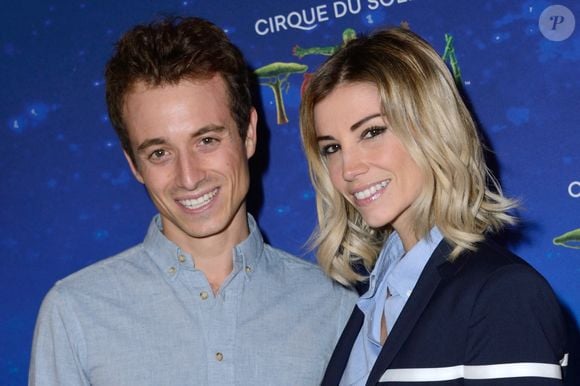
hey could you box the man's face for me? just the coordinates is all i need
[123,76,257,248]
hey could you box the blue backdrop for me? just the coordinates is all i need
[1,1,579,384]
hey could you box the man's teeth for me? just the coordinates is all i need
[354,181,389,200]
[180,189,218,209]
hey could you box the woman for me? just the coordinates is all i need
[300,27,568,385]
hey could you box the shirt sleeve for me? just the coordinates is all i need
[464,263,567,386]
[29,286,90,386]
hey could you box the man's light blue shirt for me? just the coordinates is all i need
[340,227,443,386]
[30,214,357,386]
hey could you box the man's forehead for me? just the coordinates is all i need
[122,76,238,145]
[128,73,224,93]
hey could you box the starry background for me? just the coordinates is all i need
[1,0,579,384]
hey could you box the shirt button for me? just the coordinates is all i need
[178,255,186,263]
[215,352,224,361]
[245,265,252,273]
[168,267,176,275]
[200,291,209,300]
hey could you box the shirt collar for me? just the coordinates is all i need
[361,227,443,300]
[233,214,264,280]
[142,213,265,280]
[386,227,443,298]
[361,231,404,299]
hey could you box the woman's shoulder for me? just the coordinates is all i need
[453,237,540,280]
[448,238,560,313]
[437,237,561,314]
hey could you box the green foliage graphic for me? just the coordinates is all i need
[553,228,580,249]
[292,28,356,59]
[261,26,463,126]
[442,33,462,83]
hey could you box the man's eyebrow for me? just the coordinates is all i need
[191,124,227,138]
[135,125,227,153]
[136,138,167,153]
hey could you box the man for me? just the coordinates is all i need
[29,17,356,385]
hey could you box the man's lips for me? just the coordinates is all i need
[178,188,219,210]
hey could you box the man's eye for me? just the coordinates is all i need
[362,126,387,139]
[200,137,218,145]
[320,144,340,156]
[149,149,167,159]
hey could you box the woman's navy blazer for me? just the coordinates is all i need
[322,238,568,385]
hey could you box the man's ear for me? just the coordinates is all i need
[123,150,145,184]
[244,108,258,159]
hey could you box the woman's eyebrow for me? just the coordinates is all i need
[350,113,382,131]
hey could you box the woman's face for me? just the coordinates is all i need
[314,82,425,250]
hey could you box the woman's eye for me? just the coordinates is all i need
[362,126,387,139]
[320,144,340,156]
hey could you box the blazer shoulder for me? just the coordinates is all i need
[450,238,536,279]
[440,238,560,312]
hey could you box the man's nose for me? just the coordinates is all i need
[176,153,204,190]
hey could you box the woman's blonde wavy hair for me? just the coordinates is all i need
[300,27,517,286]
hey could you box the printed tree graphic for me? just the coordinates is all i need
[255,62,308,125]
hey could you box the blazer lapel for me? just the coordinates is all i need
[321,306,365,386]
[366,240,455,385]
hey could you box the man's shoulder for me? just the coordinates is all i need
[260,244,356,294]
[51,243,148,295]
[262,244,325,274]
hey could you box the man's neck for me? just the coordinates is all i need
[163,212,250,293]
[189,238,238,294]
